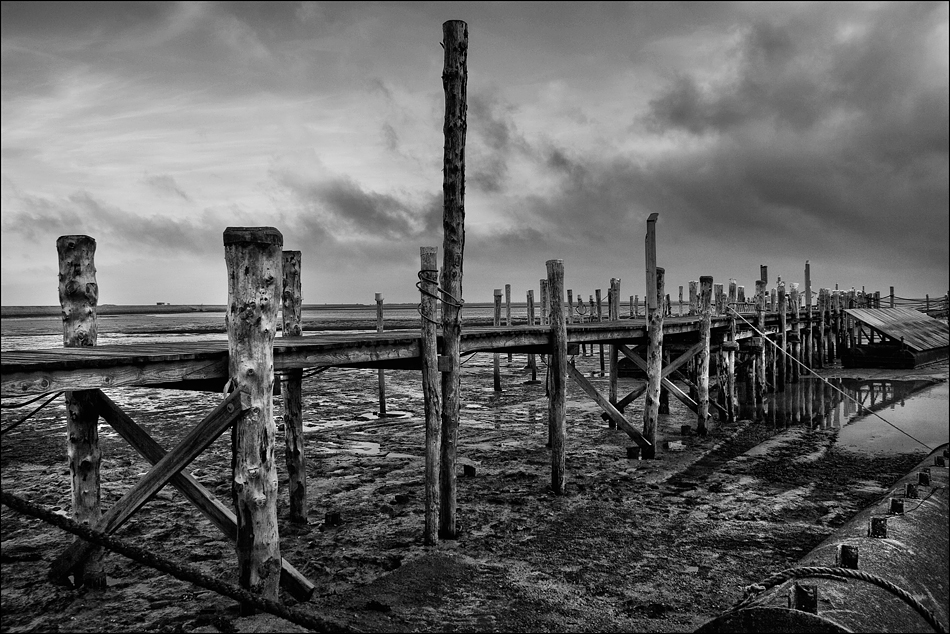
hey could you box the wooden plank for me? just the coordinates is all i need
[49,389,247,583]
[90,390,315,600]
[567,364,651,448]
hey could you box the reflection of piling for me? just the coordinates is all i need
[283,251,307,524]
[57,234,107,587]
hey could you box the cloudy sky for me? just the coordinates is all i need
[2,1,947,307]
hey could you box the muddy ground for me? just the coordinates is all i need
[1,354,947,633]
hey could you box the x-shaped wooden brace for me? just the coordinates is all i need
[48,389,314,601]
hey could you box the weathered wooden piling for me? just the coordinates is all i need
[493,289,502,391]
[688,280,698,315]
[567,289,574,324]
[223,227,283,603]
[547,260,567,494]
[540,279,550,326]
[375,292,387,416]
[281,251,307,524]
[439,18,467,540]
[57,234,106,587]
[526,290,538,381]
[817,288,827,369]
[755,280,768,415]
[725,279,738,422]
[609,279,620,408]
[777,281,787,391]
[790,283,801,383]
[418,247,441,545]
[643,212,661,457]
[804,261,813,368]
[697,276,713,433]
[505,283,512,362]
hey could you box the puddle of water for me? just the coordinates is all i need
[750,377,948,454]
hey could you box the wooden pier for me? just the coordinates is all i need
[1,17,936,616]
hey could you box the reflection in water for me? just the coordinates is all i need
[736,377,948,453]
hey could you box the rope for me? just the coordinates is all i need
[415,269,464,326]
[1,392,63,409]
[0,392,64,436]
[726,305,935,452]
[732,565,946,633]
[0,489,357,633]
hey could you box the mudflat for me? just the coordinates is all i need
[1,356,946,633]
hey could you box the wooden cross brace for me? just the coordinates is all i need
[47,389,315,601]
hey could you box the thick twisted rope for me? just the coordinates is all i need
[0,490,357,633]
[733,565,946,633]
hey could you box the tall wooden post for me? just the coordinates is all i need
[688,281,698,315]
[790,283,801,383]
[439,19,467,540]
[505,283,513,362]
[281,250,307,524]
[547,260,567,494]
[632,295,637,318]
[817,289,827,369]
[374,292,387,416]
[777,281,787,392]
[713,283,723,316]
[726,279,738,421]
[527,290,538,381]
[540,279,550,326]
[609,279,620,407]
[567,289,574,324]
[57,234,106,588]
[595,288,605,375]
[804,261,813,368]
[697,276,713,434]
[643,212,661,457]
[493,289,502,392]
[679,285,684,316]
[224,227,282,604]
[419,247,441,546]
[755,280,767,414]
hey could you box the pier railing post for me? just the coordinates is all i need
[439,19,467,540]
[419,247,441,546]
[547,260,567,494]
[281,250,307,524]
[697,276,713,434]
[376,292,387,416]
[57,234,106,588]
[224,227,283,604]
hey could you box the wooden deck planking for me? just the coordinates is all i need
[844,307,949,352]
[1,314,779,397]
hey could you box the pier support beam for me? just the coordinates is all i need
[281,250,307,524]
[439,19,467,540]
[419,247,441,546]
[224,227,283,605]
[755,280,767,416]
[57,234,106,588]
[547,260,567,494]
[777,281,787,391]
[375,292,387,416]
[643,214,662,458]
[493,289,502,391]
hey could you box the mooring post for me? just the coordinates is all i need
[493,289,502,392]
[547,260,567,494]
[540,279,550,326]
[373,292,387,416]
[790,283,801,383]
[281,250,307,524]
[56,234,106,588]
[777,281,787,391]
[419,247,441,546]
[438,18,467,541]
[713,283,723,316]
[567,289,574,324]
[890,286,895,308]
[697,276,713,434]
[817,289,827,369]
[224,227,283,605]
[678,285,684,316]
[755,280,768,414]
[527,290,538,380]
[726,279,738,421]
[688,280,698,316]
[505,284,513,362]
[643,213,661,457]
[632,295,638,318]
[804,261,813,369]
[609,279,620,407]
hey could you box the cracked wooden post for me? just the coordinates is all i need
[609,278,620,408]
[57,234,106,588]
[419,247,441,546]
[755,280,768,416]
[281,250,307,525]
[777,281,787,392]
[547,260,567,494]
[697,276,713,434]
[540,279,550,326]
[567,289,574,325]
[527,290,538,381]
[688,280,698,316]
[790,283,801,383]
[505,284,513,362]
[493,288,502,392]
[643,213,661,458]
[595,288,605,375]
[804,261,813,369]
[817,288,827,369]
[375,292,387,416]
[224,227,282,606]
[725,279,738,422]
[439,19,467,540]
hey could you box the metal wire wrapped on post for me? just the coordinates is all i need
[416,268,464,326]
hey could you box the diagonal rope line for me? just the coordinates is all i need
[726,305,934,452]
[0,392,64,436]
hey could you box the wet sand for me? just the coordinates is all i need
[1,353,946,633]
